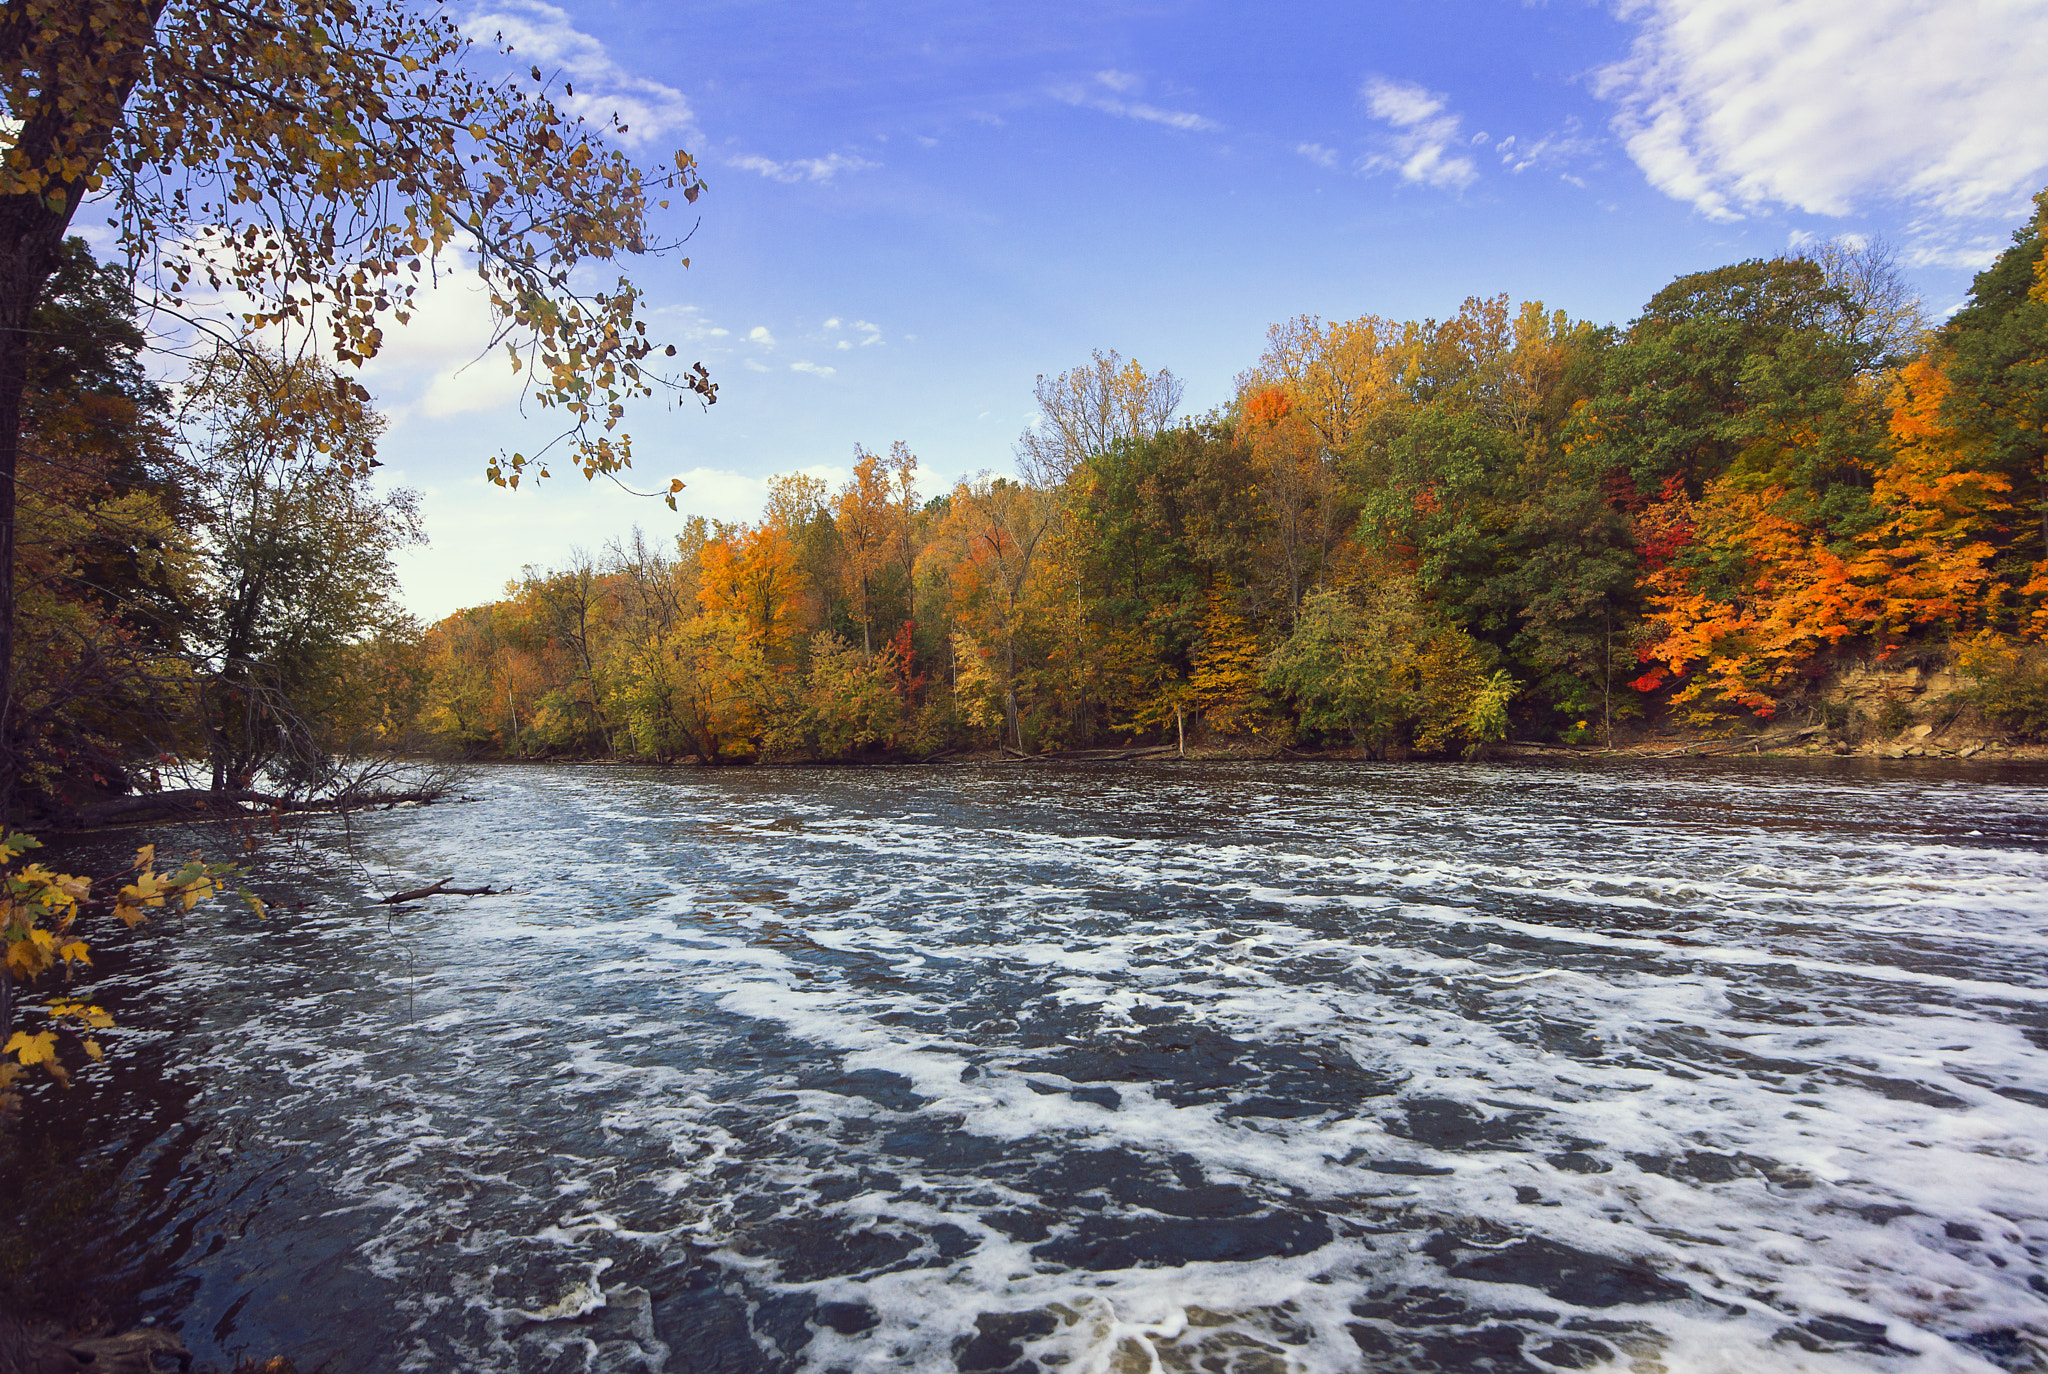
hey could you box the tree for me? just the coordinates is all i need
[1941,190,2048,571]
[1262,585,1421,753]
[932,477,1056,750]
[182,346,422,791]
[1242,313,1410,459]
[1,0,714,816]
[1016,350,1182,486]
[6,237,196,818]
[1566,258,1881,502]
[834,446,896,652]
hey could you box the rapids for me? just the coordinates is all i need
[15,759,2048,1373]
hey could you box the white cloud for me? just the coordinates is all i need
[1596,0,2048,223]
[747,325,775,347]
[337,269,525,420]
[1296,142,1339,169]
[823,317,842,330]
[728,152,879,183]
[790,360,836,376]
[1901,234,2009,271]
[853,320,883,346]
[643,302,728,343]
[1052,72,1221,134]
[1493,120,1597,175]
[744,358,771,373]
[1360,77,1477,190]
[461,0,695,145]
[836,340,852,350]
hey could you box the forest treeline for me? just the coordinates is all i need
[418,192,2048,764]
[12,194,2048,812]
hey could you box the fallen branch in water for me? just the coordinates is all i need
[379,878,497,904]
[69,775,467,831]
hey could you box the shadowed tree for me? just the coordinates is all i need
[0,0,713,815]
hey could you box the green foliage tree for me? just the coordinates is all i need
[182,346,421,793]
[1567,258,1882,505]
[1262,585,1420,753]
[1941,191,2048,569]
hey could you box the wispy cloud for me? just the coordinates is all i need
[746,325,775,347]
[791,360,836,377]
[823,317,884,349]
[461,0,694,145]
[1595,0,2048,225]
[728,152,880,184]
[1052,71,1221,134]
[1493,118,1597,176]
[1360,77,1477,190]
[1296,142,1339,169]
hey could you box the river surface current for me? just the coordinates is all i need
[25,760,2048,1373]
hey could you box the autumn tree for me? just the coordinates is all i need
[833,443,918,651]
[1016,350,1182,486]
[0,0,713,816]
[931,476,1056,750]
[182,345,422,791]
[5,237,196,817]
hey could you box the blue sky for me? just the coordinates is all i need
[355,0,2048,619]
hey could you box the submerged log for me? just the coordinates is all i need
[0,1317,191,1374]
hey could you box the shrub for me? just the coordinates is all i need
[1955,632,2048,739]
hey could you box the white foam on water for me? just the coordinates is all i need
[86,761,2048,1372]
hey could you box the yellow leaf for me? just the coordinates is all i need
[242,892,267,920]
[6,1031,57,1066]
[83,1040,102,1062]
[58,941,89,968]
[135,844,155,869]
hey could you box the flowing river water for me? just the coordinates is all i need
[18,759,2048,1373]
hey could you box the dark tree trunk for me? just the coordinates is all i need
[0,203,68,820]
[0,0,167,822]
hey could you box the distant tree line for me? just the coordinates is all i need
[416,190,2048,761]
[9,199,2045,802]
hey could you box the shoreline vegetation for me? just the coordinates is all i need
[8,195,2047,825]
[401,196,2048,781]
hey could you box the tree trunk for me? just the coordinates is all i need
[0,234,60,821]
[0,0,167,821]
[1603,607,1613,749]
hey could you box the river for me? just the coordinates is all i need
[15,759,2048,1373]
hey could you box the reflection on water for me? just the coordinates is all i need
[11,759,2048,1372]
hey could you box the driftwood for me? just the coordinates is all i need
[69,781,459,831]
[0,1317,191,1374]
[1044,745,1181,762]
[1655,724,1823,759]
[378,878,497,905]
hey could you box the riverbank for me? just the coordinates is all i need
[468,726,2048,770]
